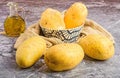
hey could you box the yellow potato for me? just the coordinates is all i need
[64,2,88,29]
[78,34,114,60]
[16,36,46,68]
[40,8,65,30]
[44,43,84,71]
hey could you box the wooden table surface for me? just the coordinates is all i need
[0,0,120,78]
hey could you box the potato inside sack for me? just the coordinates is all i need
[64,2,88,29]
[40,8,65,30]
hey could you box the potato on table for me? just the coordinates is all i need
[44,43,84,71]
[16,36,46,68]
[78,34,114,60]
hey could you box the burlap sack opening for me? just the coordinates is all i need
[13,19,115,49]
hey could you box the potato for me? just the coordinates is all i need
[44,43,84,71]
[16,36,46,68]
[40,8,65,30]
[64,2,88,29]
[78,34,114,60]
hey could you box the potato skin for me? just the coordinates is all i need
[40,8,65,30]
[44,43,84,71]
[64,2,88,29]
[16,36,46,68]
[78,34,114,60]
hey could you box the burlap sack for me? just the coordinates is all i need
[13,19,114,49]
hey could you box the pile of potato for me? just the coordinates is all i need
[15,2,114,71]
[40,2,88,30]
